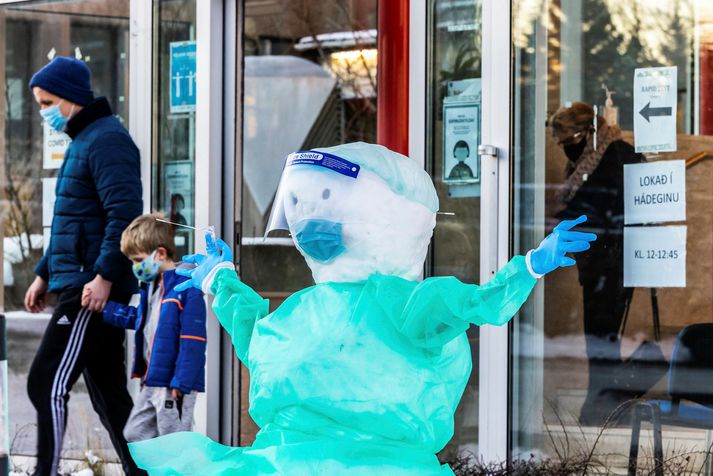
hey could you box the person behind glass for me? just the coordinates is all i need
[549,102,643,425]
[23,57,144,475]
[170,193,188,226]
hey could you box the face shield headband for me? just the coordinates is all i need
[265,150,362,236]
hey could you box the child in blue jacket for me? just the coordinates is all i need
[99,213,207,442]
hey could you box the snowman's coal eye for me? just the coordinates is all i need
[291,194,298,206]
[322,188,331,200]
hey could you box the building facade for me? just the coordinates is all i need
[1,0,712,472]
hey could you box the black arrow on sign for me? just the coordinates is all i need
[639,102,672,123]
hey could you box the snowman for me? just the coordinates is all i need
[129,142,595,475]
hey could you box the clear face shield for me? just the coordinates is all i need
[267,151,363,233]
[266,150,393,263]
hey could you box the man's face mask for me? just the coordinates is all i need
[293,219,346,263]
[40,100,73,132]
[132,251,163,283]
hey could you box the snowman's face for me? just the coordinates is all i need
[281,166,436,283]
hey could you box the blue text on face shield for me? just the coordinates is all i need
[293,219,346,263]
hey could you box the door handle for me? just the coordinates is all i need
[478,144,500,279]
[478,144,499,158]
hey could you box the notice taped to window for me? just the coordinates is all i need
[624,160,685,225]
[633,66,677,153]
[443,78,481,185]
[624,225,686,288]
[41,177,57,228]
[43,122,71,169]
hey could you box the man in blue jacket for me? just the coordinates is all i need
[23,56,144,476]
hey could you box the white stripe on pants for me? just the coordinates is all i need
[49,308,91,475]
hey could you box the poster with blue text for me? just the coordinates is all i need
[170,41,197,113]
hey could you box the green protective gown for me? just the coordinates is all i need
[129,255,537,475]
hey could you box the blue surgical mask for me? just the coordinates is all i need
[132,251,163,283]
[293,219,346,263]
[40,102,71,132]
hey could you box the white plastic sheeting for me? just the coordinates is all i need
[242,56,336,220]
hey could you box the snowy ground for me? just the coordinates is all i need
[10,454,123,476]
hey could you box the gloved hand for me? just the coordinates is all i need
[529,215,597,276]
[175,232,234,293]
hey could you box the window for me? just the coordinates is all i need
[511,1,713,472]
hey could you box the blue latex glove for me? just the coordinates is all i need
[529,215,597,276]
[175,232,234,292]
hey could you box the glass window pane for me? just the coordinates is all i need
[512,1,713,472]
[427,0,482,461]
[240,1,378,292]
[153,0,196,257]
[0,0,129,462]
[239,0,378,444]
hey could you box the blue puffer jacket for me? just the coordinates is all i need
[103,270,207,393]
[35,98,142,295]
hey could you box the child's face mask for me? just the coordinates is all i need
[132,251,163,283]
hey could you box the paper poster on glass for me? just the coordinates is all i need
[633,66,677,153]
[169,41,197,113]
[164,161,193,227]
[624,225,686,288]
[42,122,71,169]
[443,80,481,186]
[624,160,685,225]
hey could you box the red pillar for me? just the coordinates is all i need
[377,0,409,155]
[701,42,713,135]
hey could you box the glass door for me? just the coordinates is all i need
[424,0,512,463]
[426,0,483,460]
[152,0,196,257]
[511,0,713,473]
[238,0,378,445]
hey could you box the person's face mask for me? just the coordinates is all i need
[132,251,163,283]
[40,101,73,132]
[563,137,587,161]
[293,219,346,263]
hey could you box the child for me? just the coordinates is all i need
[94,213,207,442]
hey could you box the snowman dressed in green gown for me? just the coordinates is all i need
[129,142,595,475]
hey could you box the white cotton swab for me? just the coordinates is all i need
[155,218,215,237]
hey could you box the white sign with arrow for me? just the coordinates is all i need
[634,66,677,154]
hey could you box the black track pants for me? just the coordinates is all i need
[27,288,146,476]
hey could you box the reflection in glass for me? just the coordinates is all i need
[512,0,713,472]
[238,0,378,445]
[241,0,378,294]
[549,102,661,427]
[0,0,129,461]
[152,0,196,258]
[427,0,482,461]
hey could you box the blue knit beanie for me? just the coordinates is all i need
[29,56,94,106]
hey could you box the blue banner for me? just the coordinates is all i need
[170,41,197,113]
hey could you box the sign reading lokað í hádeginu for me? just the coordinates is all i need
[634,66,677,153]
[624,160,685,225]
